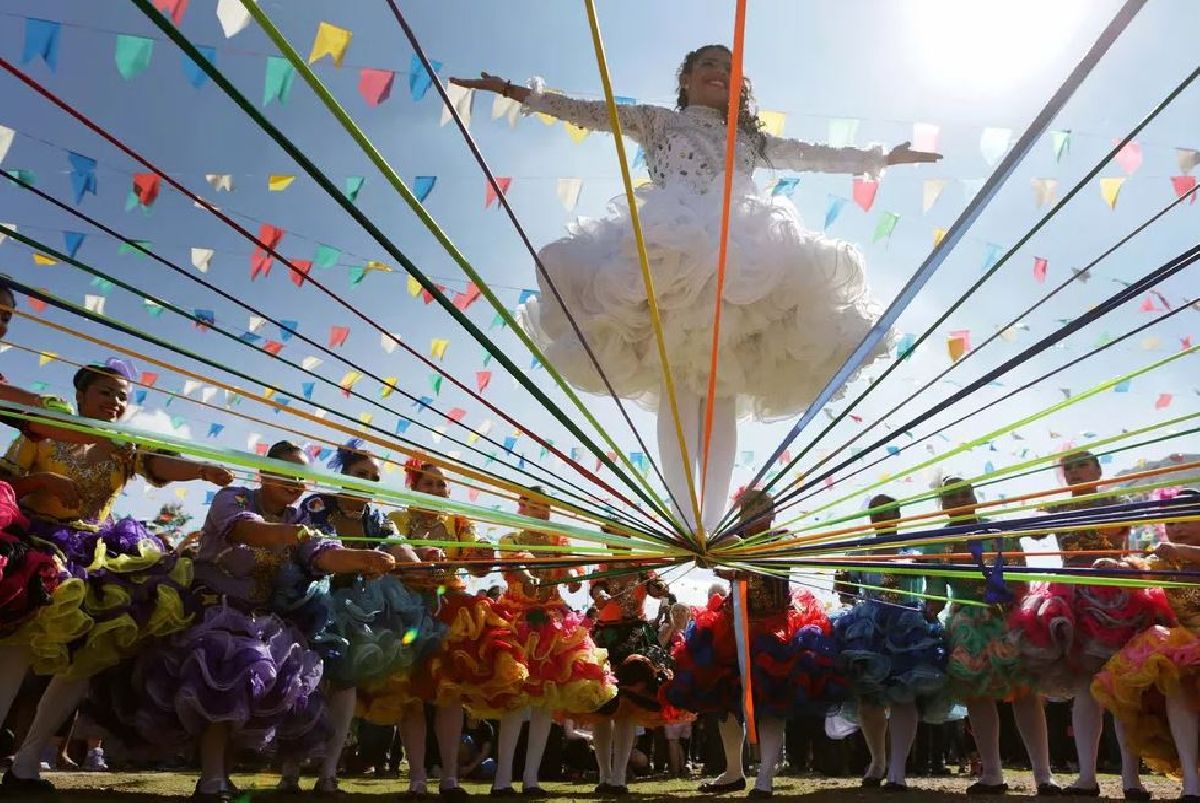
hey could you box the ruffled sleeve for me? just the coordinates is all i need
[201,486,263,544]
[762,135,887,178]
[522,78,667,143]
[0,434,44,478]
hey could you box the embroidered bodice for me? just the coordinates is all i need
[1045,495,1127,566]
[388,507,484,593]
[592,562,657,622]
[1148,554,1200,631]
[499,528,573,607]
[304,493,397,590]
[846,548,924,604]
[523,86,886,195]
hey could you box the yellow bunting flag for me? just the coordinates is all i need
[32,253,56,266]
[365,260,392,275]
[358,413,373,426]
[380,377,398,398]
[308,22,351,67]
[932,228,948,248]
[407,276,421,298]
[947,331,970,362]
[564,122,590,143]
[339,371,362,392]
[268,174,296,191]
[430,338,449,360]
[262,387,276,400]
[174,487,189,500]
[38,351,56,367]
[1100,177,1125,209]
[759,110,786,137]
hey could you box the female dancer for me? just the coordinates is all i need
[363,458,524,800]
[87,440,395,802]
[286,440,444,794]
[668,488,845,798]
[1008,451,1166,798]
[1,360,233,792]
[924,477,1059,796]
[491,488,615,795]
[452,46,937,531]
[832,494,947,790]
[1093,490,1200,800]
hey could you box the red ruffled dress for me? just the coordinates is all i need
[0,482,61,637]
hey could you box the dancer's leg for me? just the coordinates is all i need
[753,716,786,793]
[700,396,737,534]
[592,719,614,786]
[888,703,920,786]
[1012,693,1055,787]
[610,717,639,788]
[965,698,1004,786]
[858,703,887,780]
[434,703,465,791]
[1167,691,1200,797]
[658,387,701,532]
[195,724,229,796]
[0,646,30,728]
[1070,680,1103,790]
[1114,717,1146,793]
[319,686,357,782]
[523,708,553,789]
[713,713,746,784]
[399,707,428,793]
[493,709,524,790]
[10,676,87,780]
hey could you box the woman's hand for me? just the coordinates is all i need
[886,141,942,166]
[199,465,234,486]
[353,549,396,578]
[449,72,529,102]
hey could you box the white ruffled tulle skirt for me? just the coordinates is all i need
[518,182,895,422]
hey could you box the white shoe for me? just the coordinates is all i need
[83,747,108,772]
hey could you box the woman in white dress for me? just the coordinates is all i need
[452,45,938,535]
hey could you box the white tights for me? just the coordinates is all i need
[714,714,745,784]
[281,686,357,784]
[966,694,1054,787]
[657,389,736,535]
[396,702,465,791]
[0,646,30,731]
[1167,691,1200,796]
[1071,678,1143,791]
[11,675,87,780]
[859,702,920,786]
[495,708,553,790]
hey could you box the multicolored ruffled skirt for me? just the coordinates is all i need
[667,591,846,720]
[566,617,687,726]
[2,516,193,679]
[1007,580,1173,695]
[87,601,330,759]
[1092,625,1200,775]
[945,603,1030,700]
[833,599,948,713]
[357,592,526,723]
[0,484,62,637]
[498,601,615,716]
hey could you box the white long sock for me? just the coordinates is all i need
[966,698,1004,785]
[435,704,464,790]
[1167,691,1200,796]
[754,716,785,792]
[1115,717,1145,791]
[888,703,919,786]
[0,645,30,727]
[859,703,887,779]
[1071,680,1103,788]
[196,724,228,795]
[658,387,701,532]
[593,719,614,785]
[1012,693,1054,786]
[11,675,87,779]
[700,396,737,534]
[716,713,746,783]
[494,709,525,790]
[523,708,553,789]
[400,708,427,791]
[319,686,356,781]
[610,718,638,787]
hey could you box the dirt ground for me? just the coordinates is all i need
[20,770,1184,801]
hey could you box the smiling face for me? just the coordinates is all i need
[261,448,309,509]
[77,372,130,421]
[680,46,732,111]
[413,463,449,499]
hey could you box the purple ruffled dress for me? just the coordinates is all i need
[88,486,337,757]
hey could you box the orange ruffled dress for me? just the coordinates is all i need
[356,510,526,723]
[490,529,615,718]
[1092,554,1191,774]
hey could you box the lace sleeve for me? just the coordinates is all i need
[522,79,665,142]
[762,134,887,178]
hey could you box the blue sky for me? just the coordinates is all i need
[0,0,1197,601]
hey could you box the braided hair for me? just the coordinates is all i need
[675,44,768,163]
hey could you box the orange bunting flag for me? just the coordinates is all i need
[140,371,158,387]
[947,330,970,362]
[453,282,482,312]
[263,340,283,355]
[1033,257,1048,284]
[329,325,350,347]
[133,173,161,207]
[250,224,284,279]
[289,260,312,287]
[308,22,352,67]
[485,177,512,209]
[26,296,46,314]
[851,177,878,212]
[476,370,492,393]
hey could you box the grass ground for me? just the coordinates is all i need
[17,770,1184,801]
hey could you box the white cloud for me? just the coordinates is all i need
[126,409,192,441]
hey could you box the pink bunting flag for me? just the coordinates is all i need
[447,408,466,423]
[250,224,284,280]
[133,173,161,207]
[468,488,481,503]
[421,284,447,305]
[476,370,492,393]
[358,68,395,107]
[1155,393,1173,410]
[254,443,269,456]
[289,259,312,287]
[263,340,283,355]
[911,122,940,154]
[329,325,350,347]
[1032,257,1048,284]
[1113,140,1143,175]
[1172,175,1198,204]
[851,177,878,212]
[1140,296,1158,312]
[1182,335,1193,351]
[453,282,482,312]
[485,177,512,209]
[153,0,189,25]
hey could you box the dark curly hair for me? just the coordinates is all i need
[675,44,767,164]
